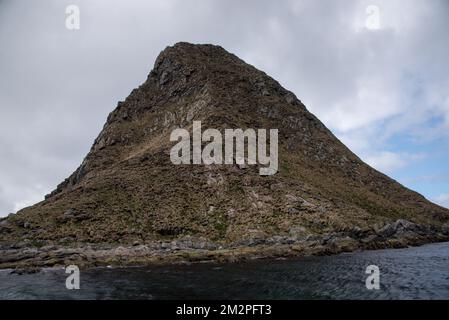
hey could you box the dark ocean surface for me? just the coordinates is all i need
[1,241,449,299]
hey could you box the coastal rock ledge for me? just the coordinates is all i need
[1,219,449,270]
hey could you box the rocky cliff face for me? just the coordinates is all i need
[1,42,448,268]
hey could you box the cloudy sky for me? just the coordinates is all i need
[1,0,449,216]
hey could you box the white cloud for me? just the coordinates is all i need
[433,194,449,209]
[363,151,425,174]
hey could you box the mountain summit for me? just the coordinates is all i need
[1,42,448,268]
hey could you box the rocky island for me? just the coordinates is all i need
[1,42,449,270]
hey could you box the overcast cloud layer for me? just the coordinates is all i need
[1,0,449,216]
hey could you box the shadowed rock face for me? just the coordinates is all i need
[1,42,449,250]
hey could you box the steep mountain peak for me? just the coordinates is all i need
[153,42,243,72]
[1,43,448,266]
[146,42,294,104]
[147,42,242,88]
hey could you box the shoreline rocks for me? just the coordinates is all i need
[1,219,448,271]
